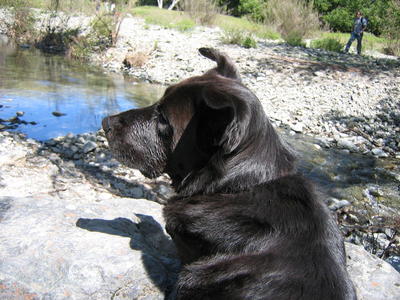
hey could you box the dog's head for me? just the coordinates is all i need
[103,48,295,195]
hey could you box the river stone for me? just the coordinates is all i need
[83,141,97,153]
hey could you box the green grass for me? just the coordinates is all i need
[216,14,280,40]
[132,6,195,32]
[132,6,280,39]
[318,31,389,54]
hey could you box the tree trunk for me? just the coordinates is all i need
[157,0,163,9]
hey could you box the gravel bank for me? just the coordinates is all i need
[92,15,400,158]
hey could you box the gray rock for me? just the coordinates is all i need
[83,141,97,153]
[386,256,400,273]
[337,138,359,152]
[328,198,351,210]
[0,195,179,299]
[371,148,389,158]
[290,122,304,133]
[346,242,400,300]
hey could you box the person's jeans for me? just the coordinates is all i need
[345,32,363,55]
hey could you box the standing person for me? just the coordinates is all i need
[344,11,368,55]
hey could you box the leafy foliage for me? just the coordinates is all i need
[313,0,398,36]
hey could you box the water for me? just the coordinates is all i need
[0,41,165,140]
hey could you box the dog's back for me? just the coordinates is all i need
[165,175,356,300]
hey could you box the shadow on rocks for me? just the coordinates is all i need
[35,134,175,204]
[256,42,400,80]
[76,214,180,299]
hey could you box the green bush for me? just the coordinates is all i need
[91,15,113,49]
[322,8,353,33]
[382,0,400,56]
[311,38,344,52]
[242,34,257,48]
[237,0,265,22]
[285,33,306,47]
[313,0,397,36]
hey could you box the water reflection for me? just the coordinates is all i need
[0,41,165,140]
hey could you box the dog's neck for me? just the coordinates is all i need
[168,120,296,196]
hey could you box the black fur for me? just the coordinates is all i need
[102,48,357,300]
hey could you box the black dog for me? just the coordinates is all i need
[102,48,356,300]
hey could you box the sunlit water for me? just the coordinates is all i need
[0,41,164,140]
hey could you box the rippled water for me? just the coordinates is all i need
[0,41,164,140]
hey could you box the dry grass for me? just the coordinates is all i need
[265,0,320,46]
[178,0,220,26]
[123,48,151,68]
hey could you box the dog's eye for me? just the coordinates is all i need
[157,111,172,136]
[158,112,169,125]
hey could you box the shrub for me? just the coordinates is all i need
[285,34,306,47]
[91,15,113,49]
[264,0,320,46]
[311,38,344,52]
[322,8,353,33]
[237,0,266,22]
[242,34,257,48]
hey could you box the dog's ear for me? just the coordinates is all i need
[165,85,249,187]
[199,48,241,81]
[196,85,249,155]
